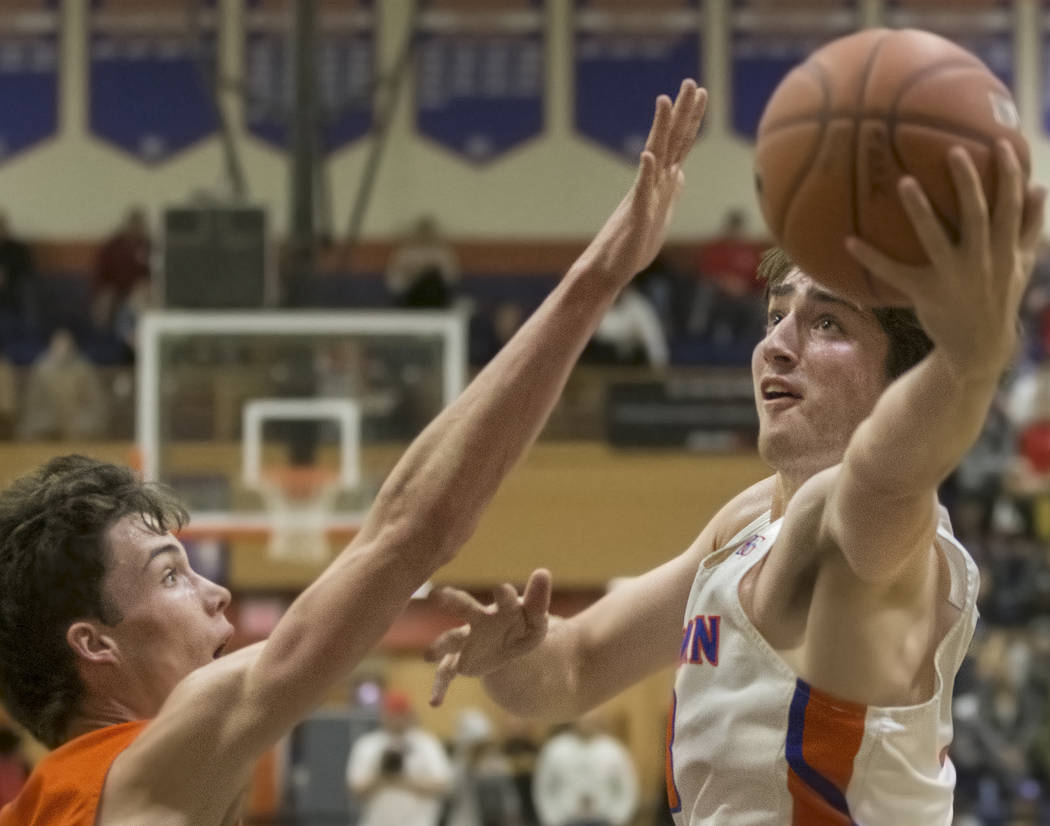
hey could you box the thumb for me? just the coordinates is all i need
[522,568,552,629]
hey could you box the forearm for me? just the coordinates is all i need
[844,349,1001,496]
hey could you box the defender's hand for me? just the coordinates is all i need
[846,140,1046,380]
[575,79,707,286]
[425,569,552,707]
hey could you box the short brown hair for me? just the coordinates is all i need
[0,456,187,747]
[757,247,933,379]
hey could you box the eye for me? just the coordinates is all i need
[766,310,784,328]
[816,315,841,332]
[163,569,177,586]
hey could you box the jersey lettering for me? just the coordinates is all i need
[680,614,720,666]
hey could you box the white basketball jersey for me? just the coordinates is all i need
[666,511,979,826]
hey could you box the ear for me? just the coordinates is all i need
[66,621,119,666]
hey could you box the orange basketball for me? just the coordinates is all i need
[754,28,1029,306]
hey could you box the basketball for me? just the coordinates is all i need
[754,28,1030,306]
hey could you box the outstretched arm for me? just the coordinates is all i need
[107,80,708,816]
[822,142,1045,583]
[425,478,774,717]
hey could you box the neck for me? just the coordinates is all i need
[65,696,143,742]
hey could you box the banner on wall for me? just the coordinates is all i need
[573,0,702,161]
[89,0,219,163]
[244,0,374,152]
[0,1,60,163]
[729,0,859,141]
[414,0,545,164]
[884,0,1015,90]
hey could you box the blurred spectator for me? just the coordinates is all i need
[346,690,452,826]
[1006,362,1050,541]
[1021,236,1050,365]
[503,718,540,826]
[687,209,767,346]
[16,329,107,440]
[943,390,1016,543]
[0,212,35,321]
[633,253,681,337]
[532,715,638,826]
[0,725,29,807]
[586,277,669,369]
[92,207,151,331]
[113,280,152,360]
[446,708,521,826]
[0,354,15,439]
[952,630,1048,824]
[386,216,460,309]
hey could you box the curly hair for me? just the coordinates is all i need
[0,456,187,748]
[757,246,933,380]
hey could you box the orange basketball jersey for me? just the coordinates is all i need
[0,720,147,825]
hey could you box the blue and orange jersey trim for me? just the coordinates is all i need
[665,689,682,813]
[785,678,866,826]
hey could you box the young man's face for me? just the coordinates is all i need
[99,515,233,712]
[752,269,891,479]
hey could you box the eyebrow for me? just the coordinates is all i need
[143,543,182,571]
[769,283,864,315]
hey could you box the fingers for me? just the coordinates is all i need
[643,94,672,161]
[844,235,925,300]
[670,83,707,167]
[947,146,990,256]
[991,140,1024,249]
[631,151,657,213]
[423,624,469,663]
[1020,184,1047,254]
[436,586,489,623]
[430,651,460,707]
[664,79,696,163]
[521,568,553,630]
[493,583,519,615]
[897,175,956,269]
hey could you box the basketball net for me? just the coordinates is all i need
[256,469,343,562]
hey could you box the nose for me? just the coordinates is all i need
[200,575,231,616]
[760,314,799,367]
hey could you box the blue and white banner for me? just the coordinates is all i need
[244,0,374,152]
[89,0,219,163]
[884,0,1015,90]
[0,1,59,163]
[729,0,859,140]
[573,0,702,161]
[415,0,545,164]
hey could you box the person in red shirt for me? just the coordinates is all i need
[688,209,768,347]
[0,81,707,826]
[91,207,151,331]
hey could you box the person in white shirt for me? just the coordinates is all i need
[346,691,452,826]
[533,715,638,826]
[425,123,1045,822]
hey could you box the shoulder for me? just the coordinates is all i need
[709,475,777,551]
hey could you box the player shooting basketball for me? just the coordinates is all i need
[0,82,707,826]
[425,112,1047,826]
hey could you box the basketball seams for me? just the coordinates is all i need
[775,60,830,240]
[887,59,1007,246]
[760,112,1008,149]
[850,30,891,304]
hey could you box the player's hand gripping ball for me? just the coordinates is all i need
[755,28,1030,306]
